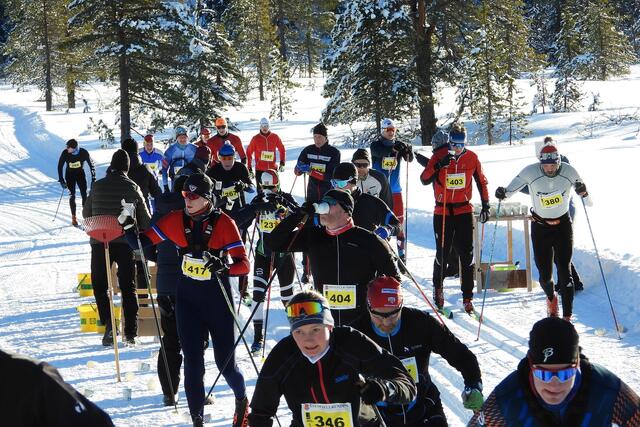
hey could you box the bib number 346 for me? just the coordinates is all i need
[302,403,353,427]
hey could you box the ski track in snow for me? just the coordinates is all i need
[0,74,639,427]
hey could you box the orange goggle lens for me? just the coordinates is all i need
[286,301,327,318]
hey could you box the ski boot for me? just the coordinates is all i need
[124,334,136,346]
[300,272,310,284]
[546,294,559,317]
[433,288,444,309]
[101,327,114,347]
[233,396,249,427]
[251,320,264,355]
[463,298,475,314]
[562,315,572,322]
[71,215,78,227]
[192,414,204,427]
[163,393,178,407]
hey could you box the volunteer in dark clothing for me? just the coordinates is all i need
[469,317,640,426]
[354,277,483,427]
[0,348,114,427]
[332,162,400,238]
[206,142,255,214]
[248,291,416,427]
[83,149,150,346]
[57,138,96,226]
[266,189,400,326]
[295,122,342,203]
[118,173,250,427]
[352,148,393,210]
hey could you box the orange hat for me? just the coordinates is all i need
[215,117,227,127]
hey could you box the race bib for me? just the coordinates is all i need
[302,402,353,427]
[323,285,356,310]
[181,255,211,281]
[381,156,397,171]
[146,163,157,171]
[222,186,239,200]
[69,161,82,169]
[310,163,326,173]
[261,151,275,162]
[539,192,563,209]
[259,217,279,233]
[401,357,419,383]
[446,173,466,190]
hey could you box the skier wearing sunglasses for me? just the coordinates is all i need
[469,317,640,426]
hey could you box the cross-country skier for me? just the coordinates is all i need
[138,134,164,185]
[294,122,341,202]
[162,125,197,192]
[420,123,490,314]
[266,188,400,326]
[351,148,394,209]
[248,290,417,427]
[57,138,96,226]
[495,144,590,321]
[354,277,483,427]
[118,173,250,427]
[246,117,285,188]
[206,142,255,214]
[468,317,640,426]
[206,117,247,166]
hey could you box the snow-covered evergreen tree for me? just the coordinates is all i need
[551,3,583,112]
[322,0,416,131]
[612,0,640,56]
[531,69,551,114]
[267,50,299,121]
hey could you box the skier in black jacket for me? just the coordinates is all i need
[248,290,416,427]
[57,138,96,226]
[0,349,114,427]
[266,189,399,326]
[206,142,255,214]
[353,277,483,427]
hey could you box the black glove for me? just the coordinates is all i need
[250,195,277,213]
[359,379,386,405]
[234,182,246,192]
[495,186,507,200]
[436,154,454,170]
[203,252,228,273]
[59,181,67,189]
[300,201,316,216]
[575,182,587,196]
[415,151,429,168]
[479,201,490,224]
[163,184,170,193]
[91,177,96,183]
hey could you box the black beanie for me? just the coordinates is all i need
[312,123,328,137]
[528,317,580,365]
[352,149,371,164]
[332,162,357,184]
[66,139,78,149]
[323,189,354,216]
[110,149,130,173]
[183,173,214,202]
[121,138,138,153]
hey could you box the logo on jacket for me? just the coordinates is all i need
[542,347,554,363]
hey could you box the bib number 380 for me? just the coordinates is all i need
[302,403,353,427]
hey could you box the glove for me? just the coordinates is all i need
[117,199,137,230]
[575,182,588,196]
[495,186,507,200]
[279,163,285,173]
[59,181,67,189]
[300,201,317,216]
[250,195,277,213]
[203,252,228,273]
[296,162,311,174]
[462,385,484,411]
[415,151,429,168]
[248,169,255,180]
[241,293,253,307]
[234,182,246,192]
[374,226,390,240]
[479,201,490,224]
[163,184,170,193]
[436,154,454,170]
[359,379,386,405]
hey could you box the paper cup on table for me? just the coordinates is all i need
[122,387,132,401]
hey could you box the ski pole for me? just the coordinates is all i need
[437,165,449,299]
[129,126,145,138]
[52,187,65,222]
[404,158,409,260]
[581,197,623,339]
[476,201,502,341]
[203,214,308,401]
[288,173,299,194]
[261,253,276,361]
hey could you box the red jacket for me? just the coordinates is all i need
[145,210,249,276]
[246,131,285,171]
[206,133,246,165]
[420,148,489,216]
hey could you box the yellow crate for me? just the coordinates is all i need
[77,273,93,297]
[77,303,121,333]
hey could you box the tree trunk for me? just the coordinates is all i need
[412,0,437,146]
[115,2,130,141]
[42,0,53,111]
[66,74,76,109]
[276,0,287,60]
[257,52,265,101]
[305,30,313,78]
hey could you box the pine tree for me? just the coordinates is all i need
[322,0,417,131]
[295,0,337,78]
[612,0,640,56]
[525,0,563,59]
[551,3,583,112]
[532,68,551,114]
[267,50,299,121]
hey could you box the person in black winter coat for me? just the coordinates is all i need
[121,138,162,211]
[266,189,400,326]
[83,149,150,346]
[351,149,394,210]
[354,277,483,427]
[206,142,255,214]
[0,349,114,427]
[57,138,96,226]
[249,291,416,427]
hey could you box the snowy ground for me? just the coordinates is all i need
[0,68,639,426]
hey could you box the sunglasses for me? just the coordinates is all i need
[331,178,353,189]
[261,184,277,190]
[353,162,369,168]
[219,155,234,161]
[181,191,202,201]
[532,365,578,383]
[286,301,328,318]
[217,126,227,129]
[449,142,465,149]
[384,127,396,132]
[369,306,402,319]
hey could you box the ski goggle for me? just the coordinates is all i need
[449,141,465,149]
[532,365,578,383]
[540,151,560,163]
[216,125,227,129]
[182,191,202,200]
[368,306,402,319]
[286,301,328,318]
[331,178,354,189]
[353,162,369,168]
